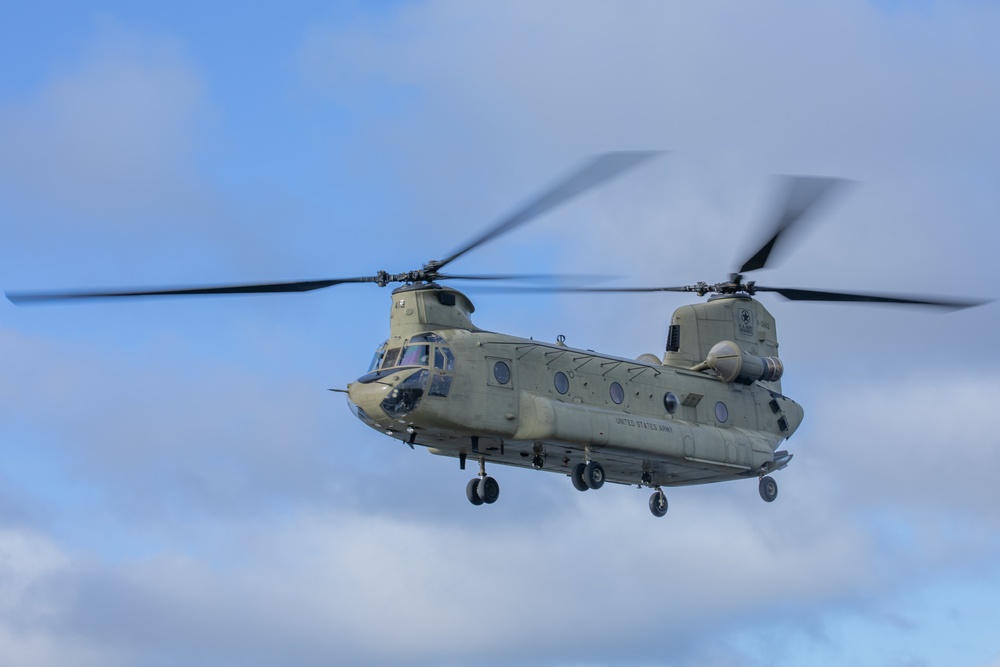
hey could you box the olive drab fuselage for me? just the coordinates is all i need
[346,283,803,492]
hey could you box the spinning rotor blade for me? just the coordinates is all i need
[469,282,987,310]
[433,151,664,272]
[752,286,988,310]
[7,153,664,306]
[436,272,613,283]
[6,276,376,304]
[738,176,850,273]
[7,273,616,305]
[464,285,693,295]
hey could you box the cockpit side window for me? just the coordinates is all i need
[434,347,456,371]
[399,344,430,367]
[368,342,387,372]
[381,347,401,369]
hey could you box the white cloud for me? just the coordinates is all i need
[0,499,872,667]
[0,529,112,667]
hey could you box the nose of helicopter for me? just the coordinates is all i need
[346,377,392,426]
[347,367,429,426]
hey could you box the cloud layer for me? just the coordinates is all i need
[2,2,999,666]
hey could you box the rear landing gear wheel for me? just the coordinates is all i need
[477,476,500,504]
[571,463,589,492]
[649,489,668,517]
[466,478,483,506]
[583,461,605,490]
[759,475,778,503]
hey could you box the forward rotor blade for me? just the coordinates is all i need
[753,286,988,310]
[464,285,692,295]
[434,151,664,271]
[436,273,614,283]
[6,276,375,305]
[738,176,850,273]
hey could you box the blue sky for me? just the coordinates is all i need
[1,2,999,666]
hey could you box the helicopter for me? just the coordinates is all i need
[6,152,984,517]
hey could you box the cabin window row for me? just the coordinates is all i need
[502,366,727,423]
[551,372,683,415]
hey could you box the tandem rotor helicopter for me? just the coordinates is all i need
[7,152,985,517]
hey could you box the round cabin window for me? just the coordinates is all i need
[664,392,679,414]
[493,361,511,385]
[609,381,625,405]
[715,401,729,423]
[554,371,569,394]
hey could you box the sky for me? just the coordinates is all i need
[1,1,999,666]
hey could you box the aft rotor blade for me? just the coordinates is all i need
[738,176,850,274]
[753,286,988,310]
[465,285,693,295]
[6,276,376,305]
[434,151,664,271]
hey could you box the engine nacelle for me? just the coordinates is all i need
[695,340,783,385]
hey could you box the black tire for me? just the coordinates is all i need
[571,463,589,492]
[478,476,500,504]
[649,490,668,517]
[759,475,778,503]
[584,461,605,490]
[466,478,484,505]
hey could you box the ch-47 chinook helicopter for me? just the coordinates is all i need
[7,152,984,517]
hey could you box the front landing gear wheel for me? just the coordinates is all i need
[571,463,589,492]
[583,461,605,490]
[759,475,778,503]
[477,476,500,504]
[649,490,668,517]
[466,478,483,506]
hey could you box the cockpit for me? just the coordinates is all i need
[359,332,457,419]
[368,332,456,373]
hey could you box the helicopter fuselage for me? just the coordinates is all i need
[346,283,803,497]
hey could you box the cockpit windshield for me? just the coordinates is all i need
[374,333,454,371]
[399,344,430,366]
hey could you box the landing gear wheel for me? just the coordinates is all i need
[584,461,605,490]
[571,463,589,492]
[759,475,778,503]
[466,478,484,506]
[477,476,500,504]
[649,490,668,517]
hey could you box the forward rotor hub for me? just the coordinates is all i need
[686,276,757,297]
